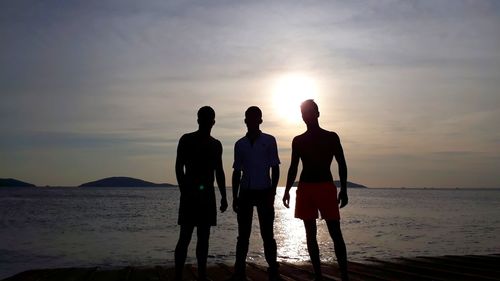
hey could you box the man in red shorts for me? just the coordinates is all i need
[282,99,349,281]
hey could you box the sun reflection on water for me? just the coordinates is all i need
[274,189,309,262]
[274,189,338,263]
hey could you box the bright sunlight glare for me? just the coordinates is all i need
[272,74,319,123]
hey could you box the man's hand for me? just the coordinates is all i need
[282,190,290,208]
[220,197,228,212]
[232,198,239,213]
[338,190,348,208]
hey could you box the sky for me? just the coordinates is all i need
[1,0,499,188]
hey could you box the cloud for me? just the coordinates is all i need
[0,130,178,152]
[1,1,499,187]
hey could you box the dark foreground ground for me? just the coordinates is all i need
[3,254,500,281]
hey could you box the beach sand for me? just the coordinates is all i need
[3,254,500,281]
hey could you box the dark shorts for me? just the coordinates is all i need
[178,186,217,226]
[295,181,340,220]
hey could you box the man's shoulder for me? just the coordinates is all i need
[325,130,340,141]
[235,136,247,146]
[322,129,338,135]
[180,132,221,144]
[261,132,277,142]
[208,135,220,142]
[180,131,197,141]
[293,130,339,142]
[293,132,307,142]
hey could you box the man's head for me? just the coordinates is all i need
[300,99,320,124]
[197,106,216,130]
[244,106,262,130]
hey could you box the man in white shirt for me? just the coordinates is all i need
[230,106,281,281]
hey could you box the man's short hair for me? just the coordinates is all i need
[198,106,216,121]
[300,99,319,114]
[245,106,262,119]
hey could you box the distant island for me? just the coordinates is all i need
[293,181,367,188]
[79,177,175,187]
[335,180,367,188]
[0,178,36,187]
[1,177,365,188]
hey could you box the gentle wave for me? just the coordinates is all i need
[1,187,499,278]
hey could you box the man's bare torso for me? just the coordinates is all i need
[294,128,341,183]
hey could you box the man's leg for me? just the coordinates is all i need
[303,219,322,280]
[256,194,279,280]
[175,224,195,281]
[326,220,348,281]
[234,197,253,278]
[196,225,211,280]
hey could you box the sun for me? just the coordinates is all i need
[272,74,319,123]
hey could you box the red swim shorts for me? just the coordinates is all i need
[295,182,340,220]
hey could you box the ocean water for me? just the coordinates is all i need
[1,187,499,279]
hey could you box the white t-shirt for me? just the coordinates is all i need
[233,132,280,190]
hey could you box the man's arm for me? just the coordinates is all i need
[271,165,280,194]
[175,136,186,190]
[215,142,227,212]
[232,142,242,213]
[334,133,348,208]
[269,136,280,195]
[283,138,299,208]
[232,169,241,212]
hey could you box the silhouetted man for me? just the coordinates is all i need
[230,106,281,281]
[175,106,228,281]
[283,99,349,281]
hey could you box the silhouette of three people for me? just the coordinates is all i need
[175,101,349,281]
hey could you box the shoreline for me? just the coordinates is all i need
[3,254,499,281]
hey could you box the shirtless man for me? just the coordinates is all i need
[175,106,228,281]
[282,99,349,281]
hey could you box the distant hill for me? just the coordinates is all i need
[79,177,175,187]
[335,180,367,188]
[0,178,36,187]
[293,181,367,188]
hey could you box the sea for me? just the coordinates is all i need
[1,187,499,279]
